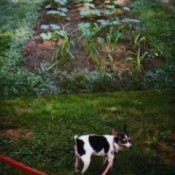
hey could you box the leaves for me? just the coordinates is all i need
[40,32,52,40]
[79,2,101,17]
[54,0,68,5]
[40,24,50,30]
[50,24,61,31]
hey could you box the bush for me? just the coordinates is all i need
[0,67,40,96]
[142,64,175,90]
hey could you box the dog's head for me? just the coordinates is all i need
[112,125,132,150]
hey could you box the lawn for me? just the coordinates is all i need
[0,91,175,175]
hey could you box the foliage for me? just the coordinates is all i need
[58,70,113,93]
[143,64,175,90]
[47,7,68,17]
[132,0,175,89]
[0,0,53,96]
[131,33,148,72]
[54,0,68,6]
[80,1,101,18]
[106,26,122,51]
[50,28,74,65]
[1,0,175,96]
[0,67,38,96]
[0,31,12,58]
[79,22,101,57]
[133,0,175,60]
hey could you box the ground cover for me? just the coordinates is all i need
[0,0,46,96]
[0,0,175,96]
[0,91,175,174]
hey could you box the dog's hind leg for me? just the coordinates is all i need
[75,155,80,172]
[81,155,91,173]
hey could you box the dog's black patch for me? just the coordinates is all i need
[114,136,119,143]
[76,138,86,156]
[120,133,128,144]
[117,133,131,144]
[89,135,109,154]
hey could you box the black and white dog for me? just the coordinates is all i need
[74,127,132,175]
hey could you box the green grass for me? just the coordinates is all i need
[133,0,175,60]
[0,91,175,174]
[0,0,50,96]
[0,0,45,59]
[133,0,175,90]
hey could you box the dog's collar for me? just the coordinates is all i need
[113,140,121,152]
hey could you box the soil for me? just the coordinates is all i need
[23,0,131,72]
[0,129,32,139]
[154,141,175,162]
[24,0,89,71]
[23,0,175,74]
[160,0,175,12]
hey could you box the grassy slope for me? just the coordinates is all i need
[0,0,46,96]
[132,0,175,90]
[0,91,175,175]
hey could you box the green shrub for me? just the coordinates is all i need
[57,70,114,93]
[143,64,175,90]
[0,67,40,96]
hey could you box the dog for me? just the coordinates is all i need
[74,126,132,175]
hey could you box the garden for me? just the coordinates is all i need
[0,0,175,95]
[0,0,175,174]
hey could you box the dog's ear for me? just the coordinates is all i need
[124,124,127,133]
[112,128,118,136]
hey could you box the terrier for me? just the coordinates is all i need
[74,126,132,175]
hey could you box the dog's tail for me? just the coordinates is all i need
[74,135,78,153]
[74,135,78,145]
[74,135,78,140]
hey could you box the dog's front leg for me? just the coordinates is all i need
[101,158,113,175]
[81,155,91,173]
[103,156,108,164]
